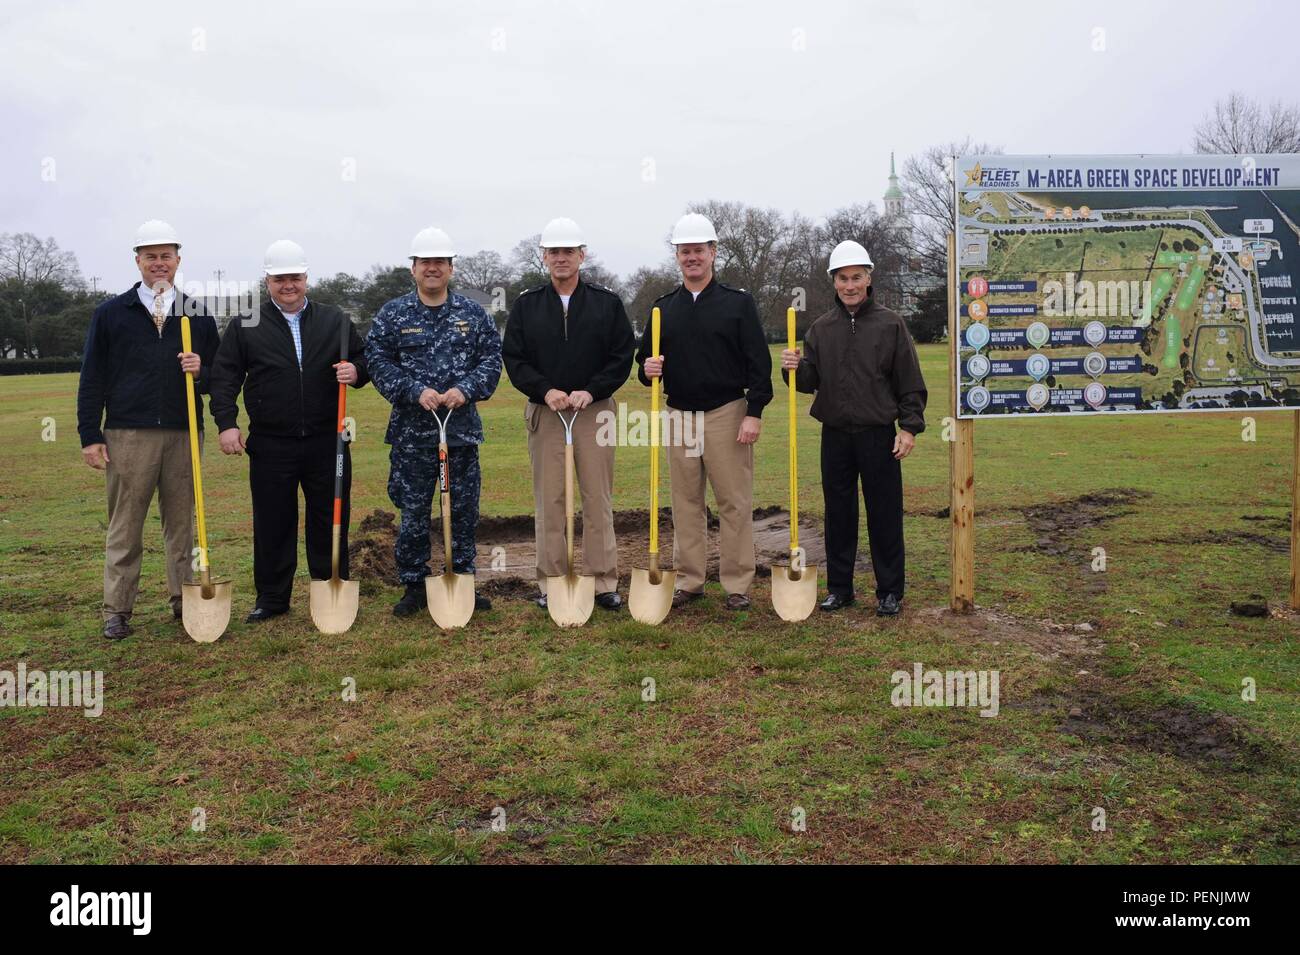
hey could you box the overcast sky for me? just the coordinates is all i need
[4,0,1299,293]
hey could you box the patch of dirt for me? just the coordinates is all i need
[1014,688,1269,769]
[348,506,824,591]
[1014,488,1152,596]
[1151,529,1289,555]
[1018,488,1150,558]
[916,606,1103,661]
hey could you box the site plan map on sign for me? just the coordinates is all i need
[954,154,1300,417]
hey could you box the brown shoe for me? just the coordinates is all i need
[104,613,132,640]
[724,593,751,611]
[671,590,703,609]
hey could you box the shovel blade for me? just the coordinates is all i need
[546,574,595,627]
[628,567,676,625]
[181,578,233,643]
[309,578,360,634]
[771,563,819,622]
[426,573,475,629]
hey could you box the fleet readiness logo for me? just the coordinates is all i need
[964,162,1020,189]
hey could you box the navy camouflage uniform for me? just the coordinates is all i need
[365,291,502,584]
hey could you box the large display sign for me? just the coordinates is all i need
[954,154,1300,417]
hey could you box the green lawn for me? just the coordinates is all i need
[0,344,1296,863]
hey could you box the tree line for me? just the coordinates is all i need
[2,195,943,361]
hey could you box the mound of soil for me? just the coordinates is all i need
[348,506,826,589]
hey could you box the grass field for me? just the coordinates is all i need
[1,344,1297,863]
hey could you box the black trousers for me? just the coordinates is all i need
[247,431,351,611]
[820,424,905,600]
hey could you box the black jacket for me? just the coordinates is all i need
[502,279,635,402]
[77,283,220,447]
[784,292,928,435]
[209,299,370,438]
[635,278,773,417]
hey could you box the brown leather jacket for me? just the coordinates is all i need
[783,292,928,434]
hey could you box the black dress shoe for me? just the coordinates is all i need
[724,593,750,611]
[393,584,427,617]
[245,606,288,623]
[595,591,622,611]
[103,613,132,640]
[475,593,492,611]
[671,590,703,609]
[819,593,854,612]
[171,599,183,621]
[876,594,901,617]
[535,592,548,609]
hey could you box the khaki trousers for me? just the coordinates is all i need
[102,428,195,619]
[667,397,755,595]
[526,399,618,594]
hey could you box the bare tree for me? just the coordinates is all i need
[1194,92,1300,154]
[455,249,514,294]
[687,199,812,334]
[624,263,679,328]
[509,234,545,279]
[0,233,83,357]
[0,233,81,288]
[578,251,624,298]
[809,204,911,316]
[903,138,1002,279]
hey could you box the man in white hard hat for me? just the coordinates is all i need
[781,240,927,616]
[209,240,370,623]
[76,220,220,639]
[502,218,635,610]
[635,212,773,610]
[366,227,503,617]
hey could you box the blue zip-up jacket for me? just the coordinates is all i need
[76,282,220,447]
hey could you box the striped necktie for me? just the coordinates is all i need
[152,291,166,336]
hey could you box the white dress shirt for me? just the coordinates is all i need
[137,281,177,319]
[276,298,308,368]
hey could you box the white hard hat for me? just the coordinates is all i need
[539,217,586,248]
[671,212,718,245]
[827,240,874,276]
[263,239,308,276]
[133,219,181,251]
[410,226,456,259]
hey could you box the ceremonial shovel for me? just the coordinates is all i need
[309,320,360,634]
[546,409,595,627]
[180,312,232,642]
[629,306,675,624]
[771,307,818,621]
[425,406,476,629]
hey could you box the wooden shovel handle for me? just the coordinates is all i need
[565,441,576,574]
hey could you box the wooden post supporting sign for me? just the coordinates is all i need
[948,232,975,613]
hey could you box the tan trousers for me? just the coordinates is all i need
[526,399,618,593]
[667,397,755,595]
[102,428,195,619]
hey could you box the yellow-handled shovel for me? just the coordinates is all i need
[180,312,232,642]
[771,306,818,621]
[629,306,675,625]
